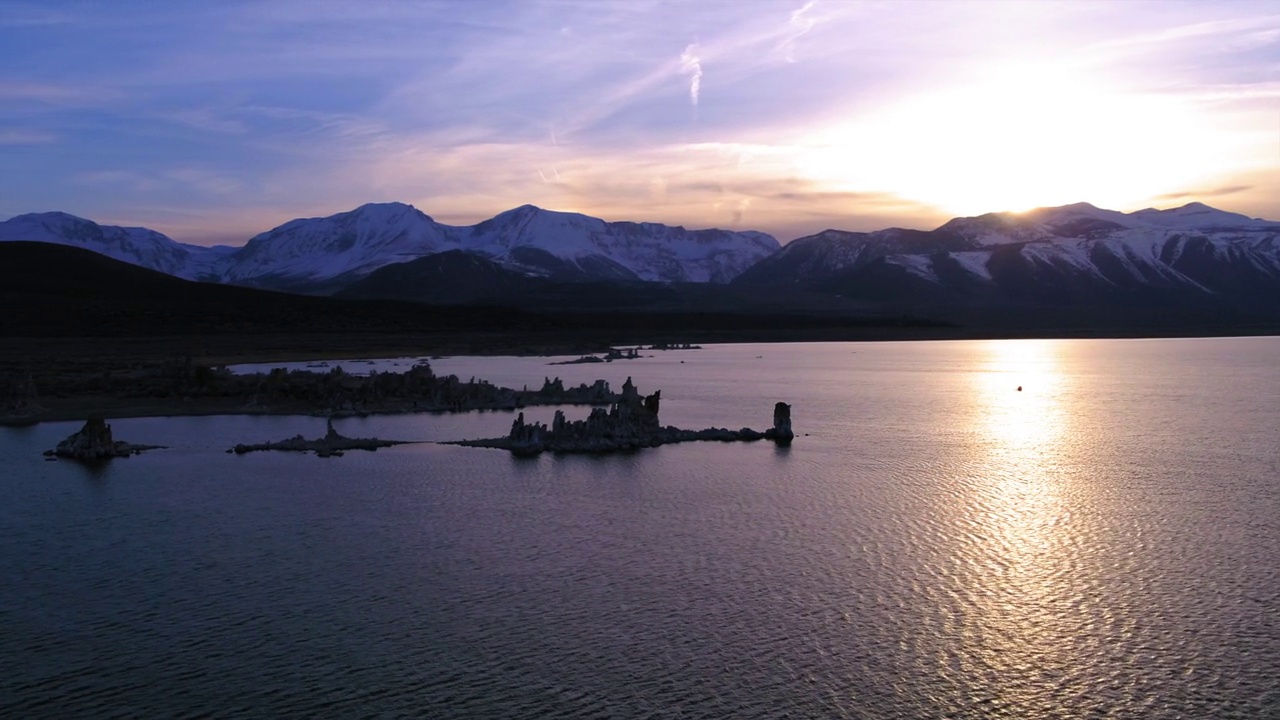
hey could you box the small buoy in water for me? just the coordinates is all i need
[1017,386,1023,392]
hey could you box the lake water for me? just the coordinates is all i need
[2,338,1278,718]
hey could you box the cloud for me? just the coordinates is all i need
[1154,184,1253,201]
[0,81,117,104]
[4,2,1279,241]
[72,170,164,195]
[0,4,78,28]
[0,128,56,145]
[162,108,250,135]
[781,1,817,62]
[680,44,702,112]
[1092,14,1280,55]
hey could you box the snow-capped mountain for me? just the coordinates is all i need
[0,203,780,291]
[221,202,780,288]
[731,227,973,287]
[734,202,1280,309]
[0,212,236,281]
[7,200,1278,317]
[221,203,455,289]
[461,204,779,283]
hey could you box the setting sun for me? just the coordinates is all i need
[797,63,1241,217]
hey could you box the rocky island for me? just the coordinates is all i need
[231,419,414,457]
[44,416,165,462]
[235,363,618,417]
[548,347,643,365]
[453,377,793,456]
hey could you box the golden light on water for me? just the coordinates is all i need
[974,339,1065,451]
[959,339,1086,706]
[967,339,1070,578]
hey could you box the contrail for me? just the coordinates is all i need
[680,44,702,111]
[784,1,817,62]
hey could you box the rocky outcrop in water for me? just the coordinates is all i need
[454,377,793,456]
[45,416,164,461]
[772,402,794,445]
[240,363,618,417]
[4,355,625,423]
[548,347,642,365]
[231,419,415,457]
[548,355,606,365]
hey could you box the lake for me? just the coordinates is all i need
[2,338,1278,718]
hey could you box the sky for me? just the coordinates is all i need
[1,1,1278,245]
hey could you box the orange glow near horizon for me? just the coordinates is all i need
[795,64,1251,218]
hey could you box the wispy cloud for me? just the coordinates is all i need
[0,81,117,103]
[680,44,702,113]
[3,1,1279,240]
[0,4,78,28]
[781,1,817,62]
[0,128,56,145]
[1155,184,1253,201]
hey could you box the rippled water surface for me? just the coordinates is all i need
[3,338,1279,718]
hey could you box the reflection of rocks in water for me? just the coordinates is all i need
[45,416,164,462]
[456,377,794,456]
[231,419,415,458]
[1,368,43,424]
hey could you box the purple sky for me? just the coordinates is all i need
[2,1,1278,244]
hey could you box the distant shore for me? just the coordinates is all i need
[3,325,1278,426]
[4,322,1279,367]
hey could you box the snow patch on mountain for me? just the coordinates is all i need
[888,254,937,282]
[949,250,994,281]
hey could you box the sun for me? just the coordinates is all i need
[796,63,1231,216]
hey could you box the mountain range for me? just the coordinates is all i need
[0,203,778,292]
[3,200,1280,328]
[735,202,1280,309]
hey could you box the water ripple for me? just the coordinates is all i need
[2,338,1279,717]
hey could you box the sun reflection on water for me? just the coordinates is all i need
[974,339,1065,452]
[952,339,1091,712]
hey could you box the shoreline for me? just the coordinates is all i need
[4,327,1279,427]
[4,323,1279,367]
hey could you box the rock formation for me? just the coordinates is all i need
[5,358,624,423]
[45,416,164,462]
[252,363,617,416]
[453,377,793,456]
[548,355,606,365]
[548,347,642,365]
[231,418,415,457]
[772,402,794,445]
